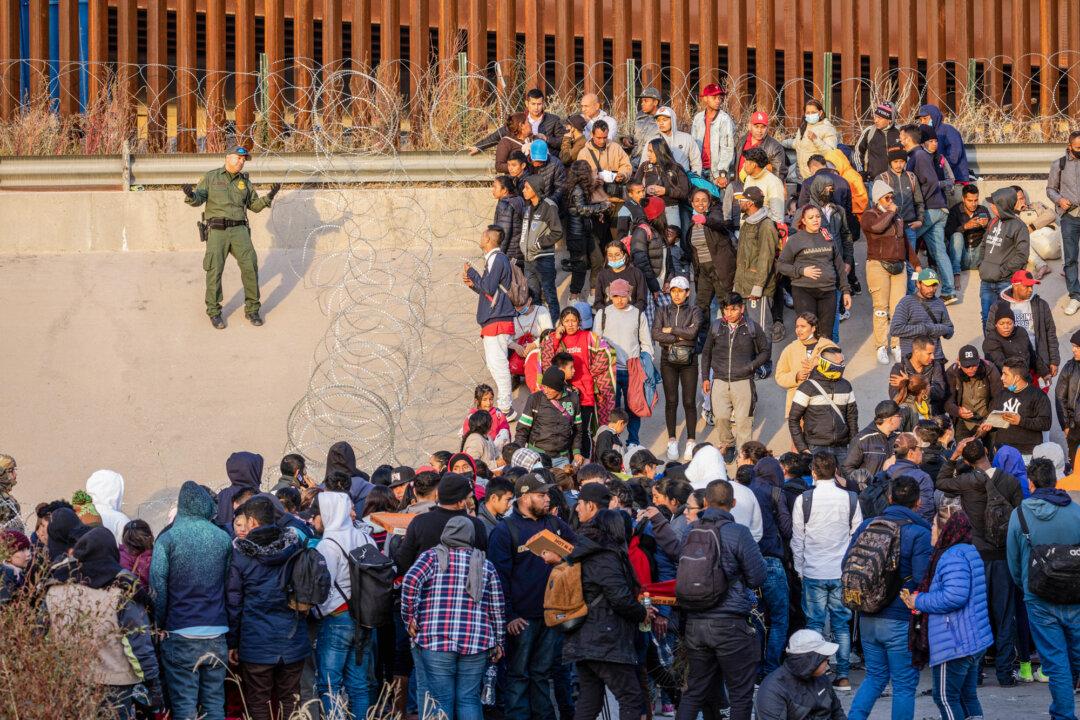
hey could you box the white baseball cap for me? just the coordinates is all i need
[668,276,690,291]
[655,106,676,120]
[786,629,839,657]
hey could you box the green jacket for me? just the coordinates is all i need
[733,208,779,298]
[185,167,272,221]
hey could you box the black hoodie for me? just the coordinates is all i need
[979,188,1030,283]
[754,651,846,720]
[215,451,265,529]
[989,382,1052,454]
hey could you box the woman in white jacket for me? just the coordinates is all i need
[792,99,839,181]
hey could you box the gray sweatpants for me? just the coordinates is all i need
[711,378,755,451]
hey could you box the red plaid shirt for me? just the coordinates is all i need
[400,547,506,655]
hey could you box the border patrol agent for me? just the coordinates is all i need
[182,147,280,329]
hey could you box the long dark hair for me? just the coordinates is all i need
[798,98,827,138]
[121,519,154,555]
[460,410,492,451]
[583,508,629,548]
[361,485,400,515]
[645,138,679,177]
[916,510,973,595]
[565,159,601,209]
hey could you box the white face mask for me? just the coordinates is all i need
[805,113,820,124]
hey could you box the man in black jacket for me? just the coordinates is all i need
[1055,330,1080,459]
[986,269,1059,382]
[936,437,1024,686]
[945,345,1004,440]
[855,102,901,180]
[788,347,858,465]
[515,367,584,466]
[701,294,771,463]
[979,358,1053,457]
[691,189,738,349]
[843,399,902,477]
[888,336,948,414]
[754,629,846,720]
[469,88,565,156]
[392,474,488,573]
[648,479,766,720]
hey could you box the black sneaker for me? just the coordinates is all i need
[849,278,862,295]
[246,312,264,327]
[210,315,226,330]
[999,671,1019,687]
[832,678,852,692]
[771,320,786,343]
[560,258,573,272]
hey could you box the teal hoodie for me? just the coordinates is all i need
[1006,493,1080,600]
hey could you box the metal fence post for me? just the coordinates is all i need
[258,52,269,119]
[458,52,468,101]
[823,51,833,119]
[625,58,637,131]
[967,57,978,107]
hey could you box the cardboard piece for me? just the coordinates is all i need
[369,512,416,536]
[523,529,574,559]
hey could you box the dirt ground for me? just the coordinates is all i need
[1,217,1077,532]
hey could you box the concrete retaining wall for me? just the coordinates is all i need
[0,187,495,254]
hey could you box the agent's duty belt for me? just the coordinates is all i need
[206,218,249,230]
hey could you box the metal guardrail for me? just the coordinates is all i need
[0,144,1066,190]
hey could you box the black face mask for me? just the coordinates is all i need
[1072,149,1080,160]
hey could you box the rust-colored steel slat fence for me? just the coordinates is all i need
[2,0,1079,155]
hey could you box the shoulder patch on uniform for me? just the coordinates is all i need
[237,180,246,190]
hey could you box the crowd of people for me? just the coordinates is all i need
[2,86,1080,720]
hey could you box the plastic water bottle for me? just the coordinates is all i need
[481,663,498,706]
[639,592,653,632]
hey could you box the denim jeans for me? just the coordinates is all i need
[614,368,642,445]
[760,556,790,677]
[904,225,918,294]
[1062,214,1080,301]
[315,613,371,720]
[931,655,982,720]
[916,208,954,296]
[950,231,984,272]
[525,255,560,322]
[801,577,851,678]
[979,279,1010,328]
[161,634,227,720]
[1025,597,1080,720]
[982,557,1018,684]
[809,445,849,468]
[415,648,487,720]
[848,616,920,720]
[504,620,560,720]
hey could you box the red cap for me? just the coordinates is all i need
[1010,269,1040,286]
[750,111,770,125]
[644,196,666,220]
[700,83,726,97]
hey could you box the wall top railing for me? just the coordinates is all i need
[0,145,1066,191]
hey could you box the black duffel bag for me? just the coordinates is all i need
[1016,507,1080,605]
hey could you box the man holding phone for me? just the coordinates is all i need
[464,226,519,421]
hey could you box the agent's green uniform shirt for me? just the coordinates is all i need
[185,167,272,317]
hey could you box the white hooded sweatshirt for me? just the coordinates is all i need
[683,446,762,541]
[315,491,374,617]
[86,470,131,543]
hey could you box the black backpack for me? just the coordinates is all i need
[675,519,729,611]
[1016,507,1080,605]
[980,469,1012,549]
[858,474,892,520]
[280,546,331,613]
[327,539,397,627]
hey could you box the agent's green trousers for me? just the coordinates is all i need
[203,226,260,317]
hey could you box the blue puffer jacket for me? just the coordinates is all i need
[226,525,311,664]
[914,543,994,666]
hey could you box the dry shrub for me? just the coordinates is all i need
[0,573,110,718]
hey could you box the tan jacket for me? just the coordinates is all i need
[578,141,633,178]
[775,337,839,411]
[46,583,142,686]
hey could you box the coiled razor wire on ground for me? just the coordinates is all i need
[274,69,493,471]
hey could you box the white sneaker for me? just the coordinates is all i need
[666,438,679,461]
[682,440,696,462]
[892,346,901,363]
[876,346,891,365]
[1066,298,1080,316]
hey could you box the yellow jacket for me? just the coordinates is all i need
[824,148,869,216]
